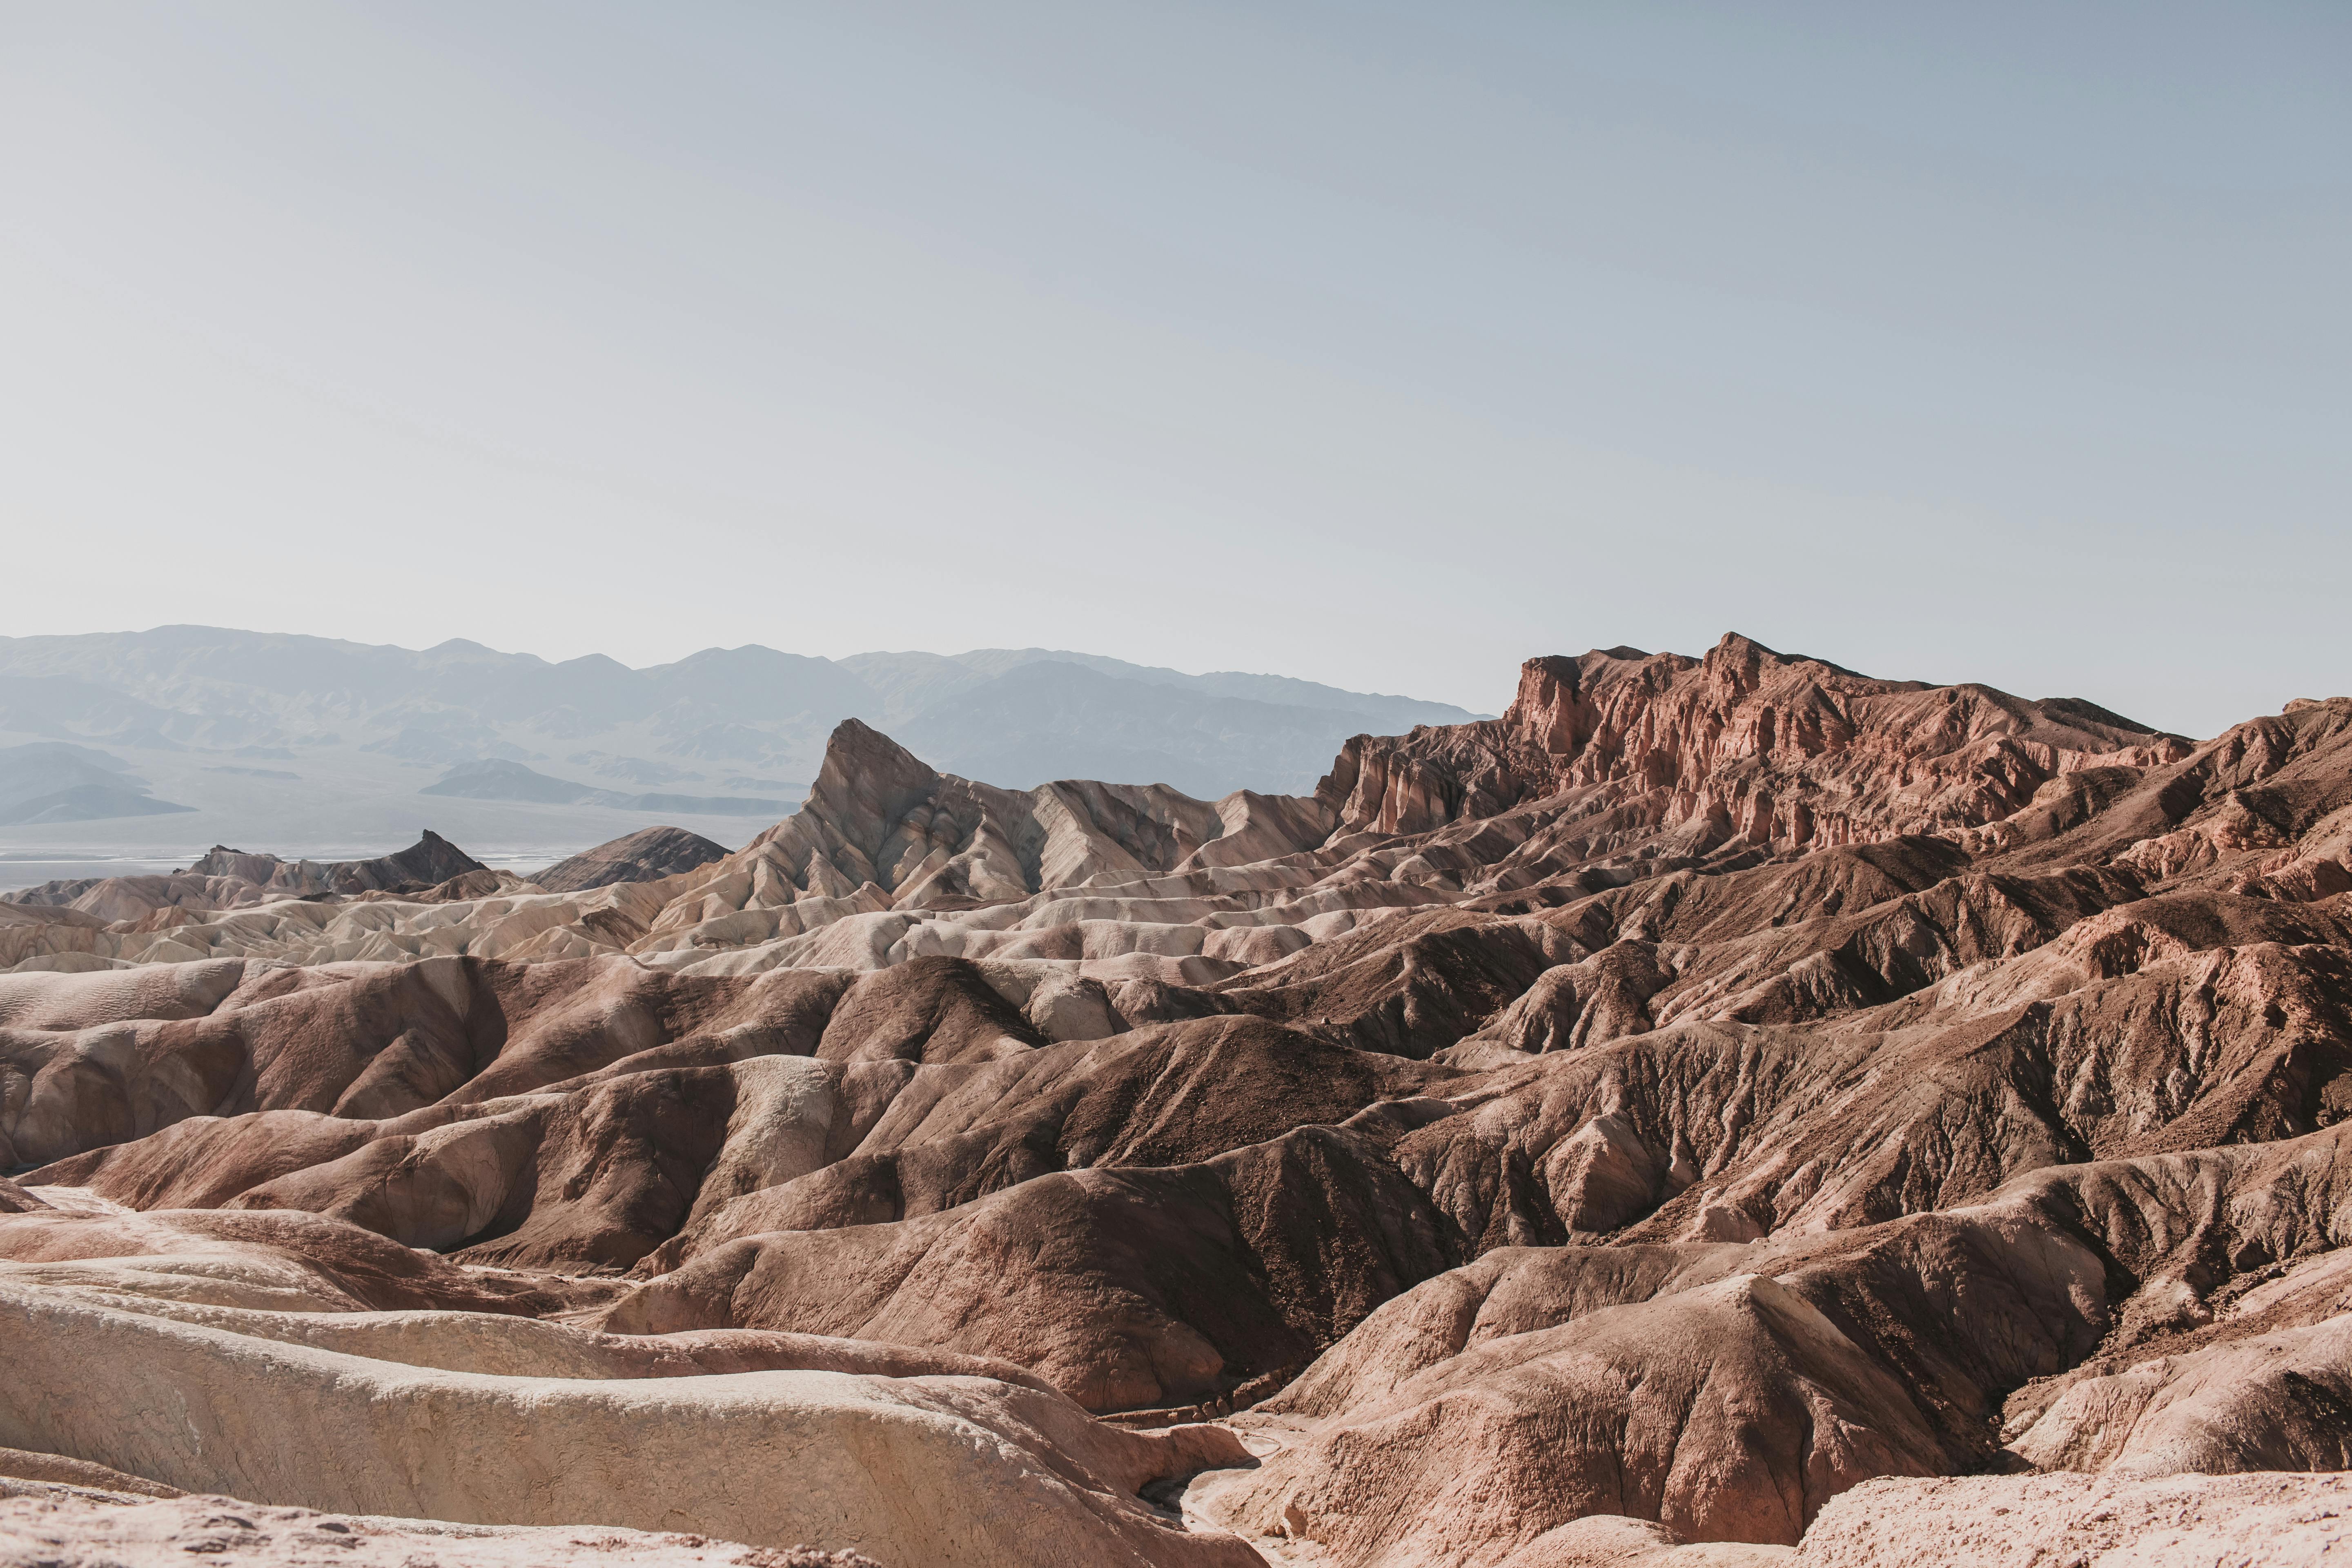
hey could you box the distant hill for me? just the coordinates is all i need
[0,742,195,826]
[893,660,1413,798]
[0,629,1486,852]
[421,760,791,817]
[837,648,1478,737]
[530,826,731,893]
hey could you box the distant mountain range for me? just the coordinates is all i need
[0,627,1484,853]
[420,759,794,817]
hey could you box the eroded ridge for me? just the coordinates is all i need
[7,633,2352,1565]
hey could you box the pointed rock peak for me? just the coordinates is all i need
[809,719,943,819]
[2031,695,2168,739]
[822,718,934,775]
[1703,632,1781,693]
[188,844,285,876]
[1705,632,1870,684]
[378,832,487,882]
[1712,631,1779,657]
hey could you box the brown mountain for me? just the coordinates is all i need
[2,831,487,924]
[530,825,733,893]
[5,633,2350,1565]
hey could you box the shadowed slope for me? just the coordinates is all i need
[11,638,2352,1566]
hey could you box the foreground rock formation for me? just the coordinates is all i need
[0,1483,883,1568]
[5,633,2351,1564]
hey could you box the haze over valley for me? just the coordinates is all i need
[0,626,1479,891]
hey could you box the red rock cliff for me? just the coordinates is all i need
[1318,633,2188,848]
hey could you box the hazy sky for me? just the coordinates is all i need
[3,3,2344,736]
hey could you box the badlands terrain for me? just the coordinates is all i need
[6,632,2352,1564]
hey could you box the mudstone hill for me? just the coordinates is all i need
[6,634,2352,1566]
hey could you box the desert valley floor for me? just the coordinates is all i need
[7,634,2352,1565]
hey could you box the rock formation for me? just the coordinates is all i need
[532,826,733,893]
[3,832,486,923]
[0,1487,885,1568]
[6,632,2352,1564]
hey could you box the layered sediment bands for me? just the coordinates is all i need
[1787,1473,2352,1566]
[1211,911,1577,1060]
[0,955,864,1167]
[1194,1272,1952,1559]
[3,833,487,923]
[645,1016,1449,1260]
[1193,1128,2352,1561]
[0,1206,610,1316]
[0,1492,887,1568]
[529,826,731,894]
[727,717,1237,907]
[0,1273,1261,1568]
[606,1121,1459,1414]
[1321,636,2187,846]
[11,636,2352,1564]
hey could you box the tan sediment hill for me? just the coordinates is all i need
[0,1486,882,1568]
[532,826,732,893]
[1,832,488,925]
[1788,1472,2352,1566]
[7,633,2352,1564]
[0,1222,1257,1566]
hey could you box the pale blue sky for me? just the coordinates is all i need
[2,3,2344,735]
